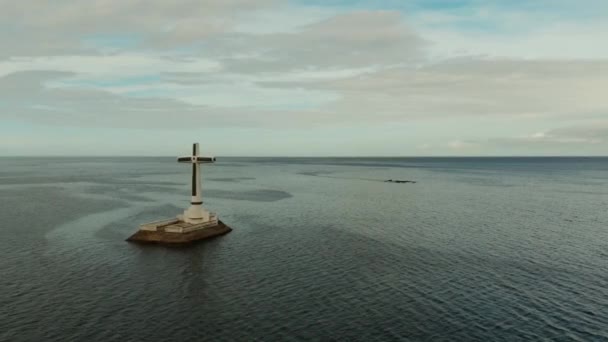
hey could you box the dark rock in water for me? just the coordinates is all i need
[385,179,417,184]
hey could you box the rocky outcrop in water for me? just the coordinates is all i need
[385,179,417,184]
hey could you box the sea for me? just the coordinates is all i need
[1,157,607,341]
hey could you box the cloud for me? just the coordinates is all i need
[4,3,606,128]
[551,124,608,142]
[0,70,338,129]
[447,140,478,150]
[0,55,220,78]
[258,59,608,123]
[3,57,608,132]
[494,123,608,146]
[0,0,277,57]
[0,71,234,128]
[1,1,608,155]
[409,0,608,59]
[177,10,427,80]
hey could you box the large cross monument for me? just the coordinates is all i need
[177,143,217,224]
[127,143,232,245]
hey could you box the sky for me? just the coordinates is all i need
[0,0,607,156]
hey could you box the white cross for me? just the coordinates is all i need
[178,143,215,206]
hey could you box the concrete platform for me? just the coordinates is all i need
[126,220,232,245]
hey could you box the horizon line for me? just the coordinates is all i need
[1,155,607,158]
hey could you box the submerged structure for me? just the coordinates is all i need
[127,143,232,244]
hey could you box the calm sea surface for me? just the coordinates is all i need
[1,157,607,341]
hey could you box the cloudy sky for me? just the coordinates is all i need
[1,0,607,156]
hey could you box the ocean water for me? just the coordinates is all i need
[1,157,607,341]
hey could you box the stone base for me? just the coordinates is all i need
[126,220,232,245]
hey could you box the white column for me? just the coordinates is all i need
[192,163,202,204]
[191,143,202,204]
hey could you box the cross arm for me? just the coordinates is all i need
[196,157,216,163]
[177,156,216,163]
